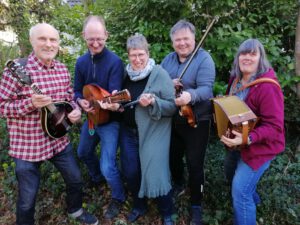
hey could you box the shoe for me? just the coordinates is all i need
[190,206,202,225]
[104,199,122,219]
[70,209,99,225]
[127,208,146,222]
[163,216,174,225]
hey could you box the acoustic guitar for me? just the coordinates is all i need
[6,60,74,139]
[83,84,131,125]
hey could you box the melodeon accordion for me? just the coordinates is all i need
[211,95,258,145]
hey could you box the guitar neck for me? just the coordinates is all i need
[102,89,131,104]
[31,84,56,113]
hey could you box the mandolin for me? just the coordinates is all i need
[6,60,74,139]
[83,84,131,125]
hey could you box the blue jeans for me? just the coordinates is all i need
[232,158,271,225]
[77,120,125,201]
[119,123,174,217]
[14,144,83,225]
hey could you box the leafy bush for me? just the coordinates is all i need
[0,0,299,224]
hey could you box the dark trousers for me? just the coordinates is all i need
[170,120,210,206]
[14,144,83,225]
[120,123,174,217]
[224,151,240,183]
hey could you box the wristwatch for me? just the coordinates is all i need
[247,135,252,145]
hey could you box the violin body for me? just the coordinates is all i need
[179,105,197,128]
[83,84,131,125]
[175,82,197,128]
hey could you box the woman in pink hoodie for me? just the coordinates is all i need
[221,38,285,225]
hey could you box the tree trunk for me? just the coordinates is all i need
[296,2,300,99]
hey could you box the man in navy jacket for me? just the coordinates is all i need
[74,15,125,220]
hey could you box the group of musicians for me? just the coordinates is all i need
[0,14,285,225]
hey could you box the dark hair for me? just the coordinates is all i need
[170,19,196,41]
[83,15,106,32]
[126,33,149,53]
[230,38,271,78]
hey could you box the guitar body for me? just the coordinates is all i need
[83,84,111,125]
[83,84,131,126]
[40,101,74,139]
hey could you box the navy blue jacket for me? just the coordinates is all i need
[74,47,124,101]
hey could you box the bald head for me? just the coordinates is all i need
[29,23,59,40]
[82,16,108,55]
[29,23,60,67]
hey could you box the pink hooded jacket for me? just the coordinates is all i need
[228,68,285,170]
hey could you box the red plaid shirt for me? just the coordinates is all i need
[0,53,75,161]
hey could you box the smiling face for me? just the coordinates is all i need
[30,24,59,66]
[171,28,196,62]
[128,48,149,71]
[238,48,260,77]
[83,20,108,55]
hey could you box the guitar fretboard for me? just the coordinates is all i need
[31,84,56,113]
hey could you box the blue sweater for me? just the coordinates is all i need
[161,48,216,121]
[74,48,124,101]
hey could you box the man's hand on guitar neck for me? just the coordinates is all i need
[98,101,120,111]
[97,90,121,112]
[32,94,52,108]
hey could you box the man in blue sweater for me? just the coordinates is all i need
[74,15,126,220]
[161,20,216,225]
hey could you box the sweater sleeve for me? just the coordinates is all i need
[73,59,85,101]
[186,50,216,104]
[108,58,124,93]
[249,83,284,144]
[148,67,176,120]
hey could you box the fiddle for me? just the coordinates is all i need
[174,81,197,128]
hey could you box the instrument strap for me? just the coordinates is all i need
[88,117,95,136]
[230,77,280,146]
[17,58,28,67]
[241,121,249,146]
[232,77,281,95]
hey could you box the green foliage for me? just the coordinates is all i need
[0,0,299,224]
[0,118,10,163]
[0,42,19,73]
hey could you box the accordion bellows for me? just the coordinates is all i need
[211,95,258,145]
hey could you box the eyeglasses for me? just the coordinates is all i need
[85,38,106,44]
[128,53,147,60]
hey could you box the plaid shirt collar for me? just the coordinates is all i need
[30,52,57,70]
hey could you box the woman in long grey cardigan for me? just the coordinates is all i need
[101,33,176,225]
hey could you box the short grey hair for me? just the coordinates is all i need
[126,33,149,52]
[83,15,106,32]
[230,38,271,78]
[170,19,196,41]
